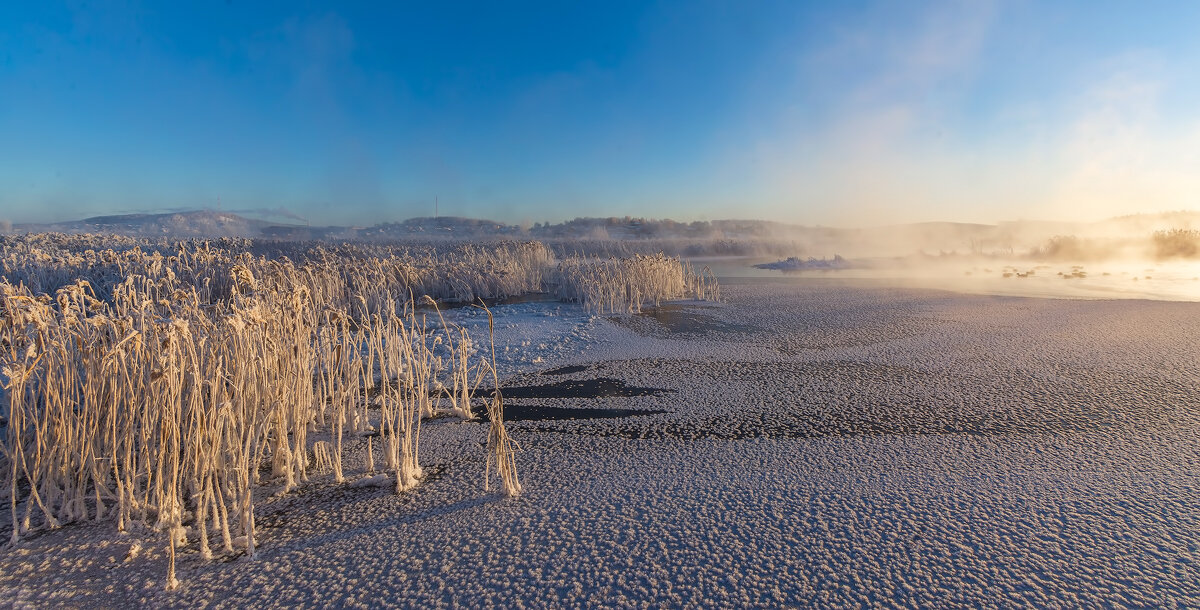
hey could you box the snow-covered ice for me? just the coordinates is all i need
[2,278,1199,607]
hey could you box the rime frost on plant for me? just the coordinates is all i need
[0,232,721,589]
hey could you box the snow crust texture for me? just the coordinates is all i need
[3,281,1199,608]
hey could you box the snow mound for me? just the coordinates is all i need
[754,254,853,271]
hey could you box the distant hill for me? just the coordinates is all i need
[11,210,352,240]
[11,210,523,240]
[16,210,275,238]
[8,209,1200,259]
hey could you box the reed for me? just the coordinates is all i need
[553,252,721,314]
[0,232,720,589]
[477,303,520,497]
[0,245,510,589]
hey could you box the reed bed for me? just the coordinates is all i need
[1,234,556,313]
[553,253,721,314]
[0,233,719,588]
[2,234,718,317]
[0,246,515,590]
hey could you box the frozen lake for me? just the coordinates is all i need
[694,255,1200,302]
[3,277,1199,607]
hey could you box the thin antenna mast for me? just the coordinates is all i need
[435,195,439,219]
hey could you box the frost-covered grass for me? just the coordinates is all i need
[0,232,722,592]
[0,234,556,309]
[553,253,720,314]
[1,234,719,313]
[0,240,526,590]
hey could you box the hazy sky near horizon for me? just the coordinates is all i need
[3,1,1200,226]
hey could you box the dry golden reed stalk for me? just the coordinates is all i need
[0,233,718,589]
[0,239,530,589]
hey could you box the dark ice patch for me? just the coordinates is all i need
[475,404,667,422]
[613,304,759,336]
[541,364,589,376]
[479,377,670,400]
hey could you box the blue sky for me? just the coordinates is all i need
[3,1,1200,226]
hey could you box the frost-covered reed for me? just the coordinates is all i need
[0,235,554,312]
[2,234,719,318]
[553,253,721,314]
[0,233,721,588]
[478,305,520,497]
[0,247,514,590]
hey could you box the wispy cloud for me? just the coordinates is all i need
[1047,51,1200,219]
[745,0,1000,224]
[738,1,1200,226]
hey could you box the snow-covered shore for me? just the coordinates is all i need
[3,280,1199,607]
